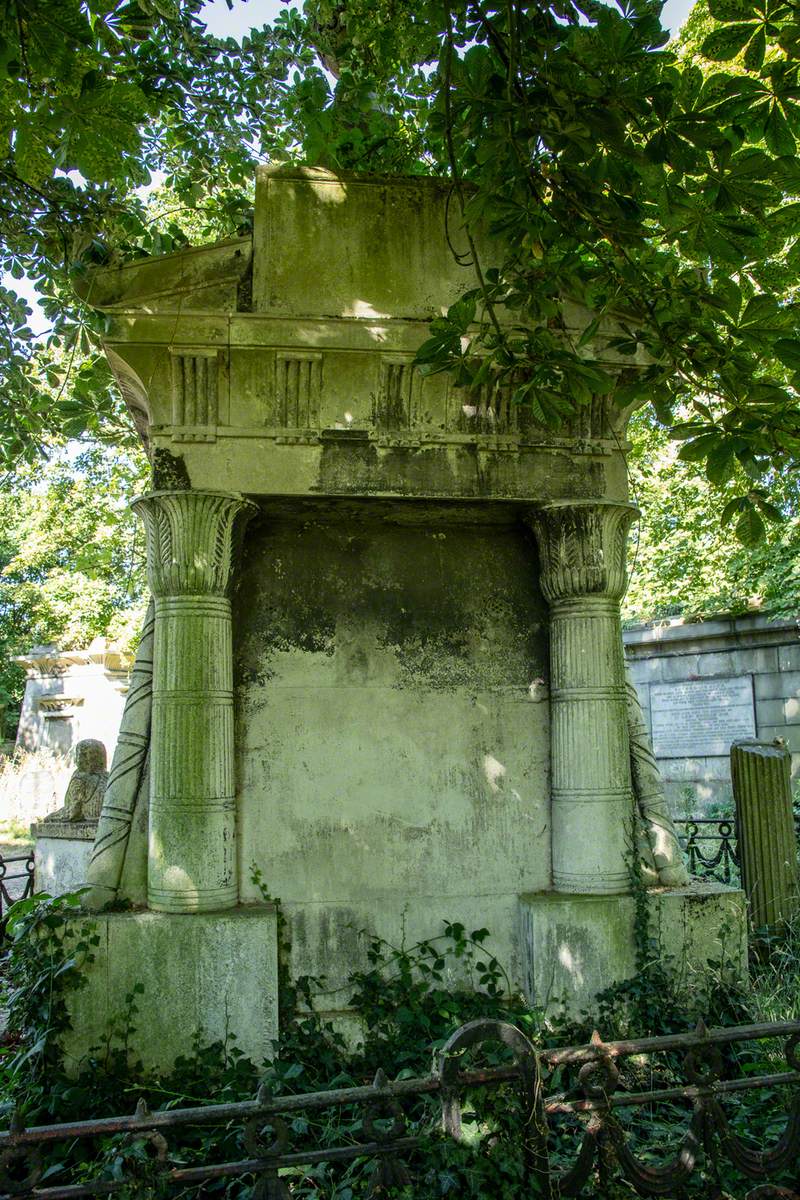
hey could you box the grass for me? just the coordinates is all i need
[0,748,71,834]
[747,908,800,1024]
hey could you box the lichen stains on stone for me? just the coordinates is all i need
[316,440,381,494]
[151,447,191,490]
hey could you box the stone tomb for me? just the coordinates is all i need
[64,169,745,1070]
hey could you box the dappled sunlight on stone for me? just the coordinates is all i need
[344,299,391,319]
[557,941,584,989]
[483,754,506,794]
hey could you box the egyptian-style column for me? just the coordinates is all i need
[527,500,638,894]
[132,489,255,913]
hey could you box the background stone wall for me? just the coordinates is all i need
[623,613,800,814]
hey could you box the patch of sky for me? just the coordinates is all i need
[199,0,289,41]
[199,0,696,42]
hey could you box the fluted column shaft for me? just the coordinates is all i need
[133,490,255,913]
[528,501,638,894]
[732,739,799,928]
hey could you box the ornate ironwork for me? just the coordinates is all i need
[0,850,35,931]
[677,816,740,883]
[0,1018,798,1197]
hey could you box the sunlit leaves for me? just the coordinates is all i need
[2,0,800,549]
[625,411,800,621]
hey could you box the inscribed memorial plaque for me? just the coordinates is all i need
[650,676,756,758]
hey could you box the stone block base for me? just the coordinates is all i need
[518,882,747,1018]
[62,906,279,1074]
[32,819,97,894]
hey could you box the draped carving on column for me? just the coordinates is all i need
[84,601,154,910]
[132,489,256,913]
[626,672,691,887]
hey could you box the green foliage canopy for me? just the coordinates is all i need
[623,408,800,620]
[3,0,800,543]
[0,442,148,712]
[1,0,312,460]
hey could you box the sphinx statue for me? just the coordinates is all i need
[46,738,108,822]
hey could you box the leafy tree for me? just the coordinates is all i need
[3,0,800,544]
[0,441,149,715]
[623,407,800,620]
[1,0,312,461]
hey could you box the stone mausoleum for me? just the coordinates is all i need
[55,169,746,1070]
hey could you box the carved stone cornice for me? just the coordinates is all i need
[132,490,256,598]
[527,500,638,606]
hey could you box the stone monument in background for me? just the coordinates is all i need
[58,168,747,1070]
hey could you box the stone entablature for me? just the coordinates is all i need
[83,168,644,505]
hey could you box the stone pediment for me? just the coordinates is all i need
[83,167,643,503]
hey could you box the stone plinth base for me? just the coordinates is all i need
[62,906,279,1074]
[518,883,747,1018]
[31,819,97,894]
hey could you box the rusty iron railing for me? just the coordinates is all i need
[0,850,35,930]
[677,816,740,884]
[0,1017,798,1197]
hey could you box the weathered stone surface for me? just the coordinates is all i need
[518,884,747,1017]
[624,614,800,811]
[731,739,799,929]
[62,906,279,1073]
[754,671,791,701]
[91,168,634,505]
[72,169,749,1025]
[625,675,689,886]
[32,820,96,894]
[13,641,130,766]
[235,504,550,997]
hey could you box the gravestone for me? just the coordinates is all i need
[59,168,746,1069]
[651,677,756,759]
